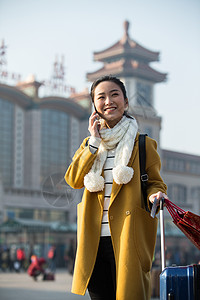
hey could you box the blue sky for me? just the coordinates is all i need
[1,0,200,155]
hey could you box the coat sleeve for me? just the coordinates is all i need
[145,137,167,210]
[64,137,98,189]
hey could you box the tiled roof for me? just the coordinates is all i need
[87,58,167,83]
[93,21,159,63]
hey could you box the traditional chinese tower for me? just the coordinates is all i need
[87,20,167,147]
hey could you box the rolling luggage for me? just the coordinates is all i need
[158,199,200,300]
[160,264,200,300]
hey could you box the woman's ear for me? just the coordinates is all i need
[124,98,129,110]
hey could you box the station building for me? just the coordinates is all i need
[0,21,200,263]
[0,75,90,261]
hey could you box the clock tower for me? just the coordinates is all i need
[87,21,167,148]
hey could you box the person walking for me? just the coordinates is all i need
[16,247,26,271]
[48,245,56,273]
[66,239,76,275]
[9,245,16,271]
[65,75,168,300]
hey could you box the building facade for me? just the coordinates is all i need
[0,77,89,261]
[0,21,200,265]
[162,150,200,213]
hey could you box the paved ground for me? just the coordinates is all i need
[0,269,90,300]
[0,269,159,300]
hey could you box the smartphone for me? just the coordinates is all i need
[93,105,103,131]
[94,105,104,119]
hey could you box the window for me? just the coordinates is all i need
[189,162,200,175]
[18,209,33,219]
[192,187,200,200]
[7,210,15,219]
[168,184,187,203]
[136,82,152,107]
[165,158,185,173]
[41,109,69,181]
[0,98,14,186]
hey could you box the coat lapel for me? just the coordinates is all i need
[97,190,104,209]
[109,133,139,206]
[97,170,105,209]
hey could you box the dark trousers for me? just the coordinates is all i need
[88,236,116,300]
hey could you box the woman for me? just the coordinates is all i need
[65,75,167,300]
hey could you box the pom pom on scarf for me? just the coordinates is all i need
[113,165,134,185]
[84,172,104,192]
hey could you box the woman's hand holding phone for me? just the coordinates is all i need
[88,111,101,138]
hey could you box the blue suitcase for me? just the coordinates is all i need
[156,199,200,300]
[160,264,200,300]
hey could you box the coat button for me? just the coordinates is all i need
[126,211,131,216]
[110,215,114,220]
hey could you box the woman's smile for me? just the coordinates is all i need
[104,106,117,112]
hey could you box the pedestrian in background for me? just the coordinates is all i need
[1,247,9,271]
[66,239,76,275]
[16,247,26,271]
[48,245,56,273]
[65,75,168,300]
[0,246,2,270]
[27,255,46,281]
[9,245,16,271]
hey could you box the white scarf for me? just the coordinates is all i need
[84,116,138,192]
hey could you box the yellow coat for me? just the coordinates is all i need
[65,133,167,300]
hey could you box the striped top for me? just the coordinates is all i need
[89,136,115,236]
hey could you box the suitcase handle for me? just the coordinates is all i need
[160,198,166,271]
